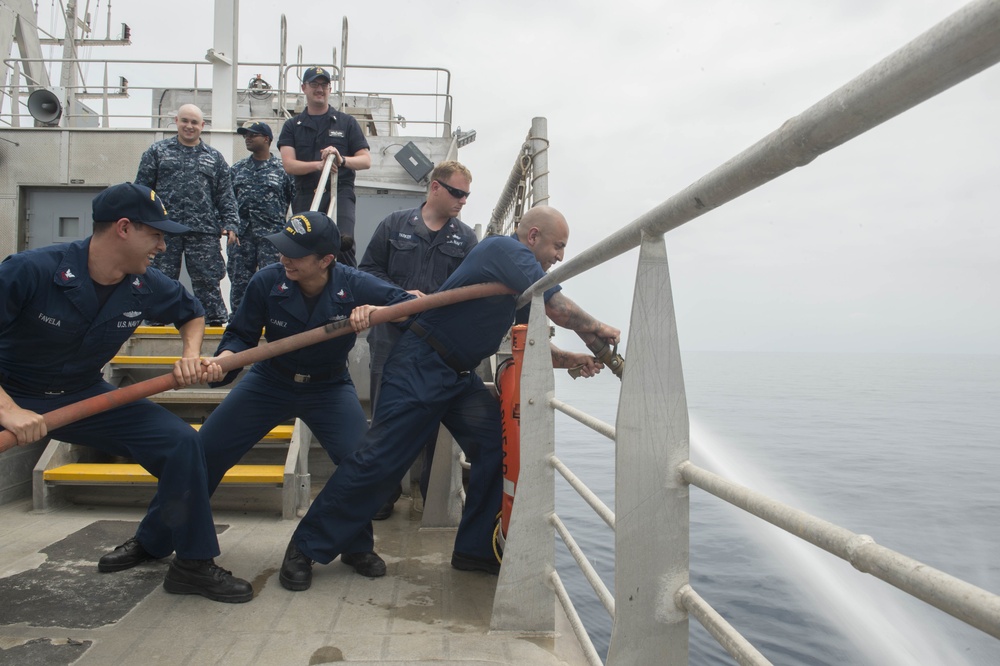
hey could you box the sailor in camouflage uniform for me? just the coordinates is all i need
[227,121,294,311]
[135,104,240,325]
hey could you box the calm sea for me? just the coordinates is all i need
[552,351,1000,665]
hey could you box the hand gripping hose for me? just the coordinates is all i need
[0,282,515,453]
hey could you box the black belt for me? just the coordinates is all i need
[409,322,469,376]
[0,373,68,395]
[268,360,345,383]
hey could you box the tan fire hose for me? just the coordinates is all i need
[0,282,515,453]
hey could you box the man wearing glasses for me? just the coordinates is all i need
[277,66,371,267]
[358,161,479,519]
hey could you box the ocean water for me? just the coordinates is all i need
[552,352,1000,665]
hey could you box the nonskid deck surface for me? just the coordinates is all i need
[0,499,583,665]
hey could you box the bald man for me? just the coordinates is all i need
[136,104,241,325]
[278,205,620,591]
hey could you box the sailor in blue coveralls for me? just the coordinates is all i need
[0,183,252,603]
[278,66,371,267]
[279,206,619,590]
[140,210,413,580]
[359,160,479,519]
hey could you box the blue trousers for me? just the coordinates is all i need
[12,381,220,560]
[367,324,436,497]
[143,363,375,555]
[294,332,503,564]
[292,189,357,267]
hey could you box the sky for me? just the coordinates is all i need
[34,0,1000,354]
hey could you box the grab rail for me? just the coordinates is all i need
[489,2,1000,663]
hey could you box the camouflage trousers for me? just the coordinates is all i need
[227,234,281,312]
[153,232,229,325]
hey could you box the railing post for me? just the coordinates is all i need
[607,231,689,664]
[491,291,556,632]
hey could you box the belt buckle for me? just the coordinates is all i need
[292,373,311,383]
[45,389,66,395]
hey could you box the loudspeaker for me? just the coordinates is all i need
[27,89,63,125]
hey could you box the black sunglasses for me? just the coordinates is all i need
[435,179,470,199]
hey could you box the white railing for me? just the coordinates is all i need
[489,1,1000,664]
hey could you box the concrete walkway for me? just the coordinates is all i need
[0,498,586,665]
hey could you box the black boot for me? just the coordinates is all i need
[279,539,313,591]
[98,537,161,573]
[163,558,253,603]
[373,484,403,521]
[340,551,386,578]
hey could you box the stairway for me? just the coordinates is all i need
[32,326,313,519]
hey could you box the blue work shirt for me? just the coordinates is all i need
[216,262,412,383]
[277,105,370,198]
[359,205,478,293]
[410,235,561,371]
[0,238,205,394]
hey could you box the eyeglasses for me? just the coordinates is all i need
[435,179,470,199]
[306,81,331,89]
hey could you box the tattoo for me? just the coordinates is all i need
[546,292,598,335]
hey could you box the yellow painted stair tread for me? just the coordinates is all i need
[44,463,284,484]
[189,423,294,440]
[133,326,226,335]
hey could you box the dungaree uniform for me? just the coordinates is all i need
[293,235,560,564]
[0,239,220,560]
[359,205,478,494]
[140,262,411,555]
[135,136,241,324]
[277,106,370,267]
[228,154,294,310]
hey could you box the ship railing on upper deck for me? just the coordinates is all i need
[1,56,452,136]
[487,2,1000,664]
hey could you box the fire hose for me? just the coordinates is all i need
[0,282,515,453]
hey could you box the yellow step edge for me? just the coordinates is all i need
[110,355,180,365]
[133,326,227,335]
[189,423,294,441]
[44,463,284,484]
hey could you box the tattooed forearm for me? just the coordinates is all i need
[545,292,599,334]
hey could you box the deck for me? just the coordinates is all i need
[0,497,586,665]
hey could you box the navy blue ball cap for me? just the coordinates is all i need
[92,183,188,233]
[237,121,273,139]
[302,66,332,83]
[266,211,341,258]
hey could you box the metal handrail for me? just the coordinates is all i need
[680,461,1000,640]
[516,0,1000,307]
[2,56,454,132]
[491,2,1000,663]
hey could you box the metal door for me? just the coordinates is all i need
[25,188,99,249]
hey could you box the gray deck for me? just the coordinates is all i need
[0,497,586,665]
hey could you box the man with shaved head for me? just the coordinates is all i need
[278,204,620,591]
[136,103,241,325]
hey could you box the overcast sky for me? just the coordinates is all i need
[40,0,1000,354]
